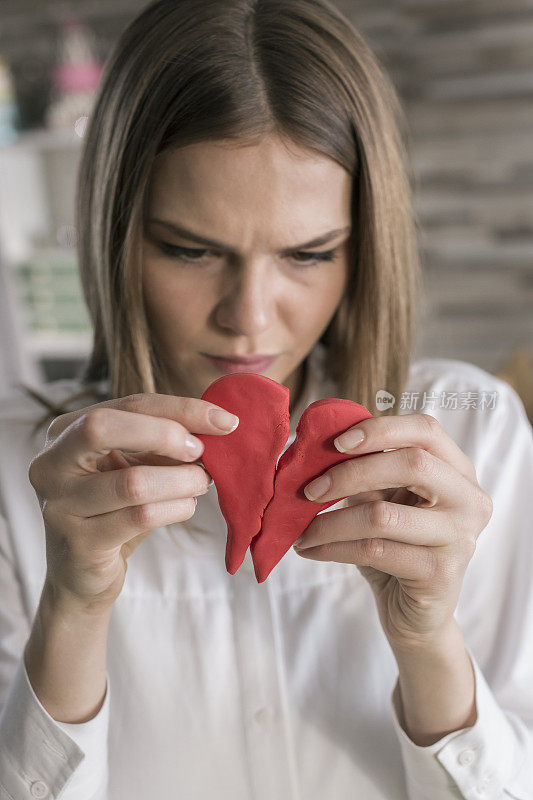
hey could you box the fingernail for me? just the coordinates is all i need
[209,407,240,431]
[304,474,331,501]
[185,435,204,457]
[334,428,365,452]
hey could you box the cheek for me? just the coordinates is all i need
[142,261,209,340]
[289,263,348,325]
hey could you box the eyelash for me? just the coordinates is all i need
[156,242,338,267]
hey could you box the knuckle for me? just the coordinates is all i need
[377,417,396,441]
[131,502,157,528]
[80,408,112,447]
[407,446,433,475]
[120,467,150,503]
[179,396,198,417]
[118,393,147,411]
[420,413,440,439]
[369,500,399,530]
[344,456,363,484]
[358,536,384,561]
[28,456,43,489]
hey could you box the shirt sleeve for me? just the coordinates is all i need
[0,509,111,800]
[389,380,533,799]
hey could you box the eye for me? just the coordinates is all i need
[155,241,339,268]
[156,242,213,262]
[290,249,338,267]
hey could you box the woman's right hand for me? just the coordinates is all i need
[28,393,239,611]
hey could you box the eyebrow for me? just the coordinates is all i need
[147,218,351,253]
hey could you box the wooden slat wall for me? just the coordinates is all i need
[336,0,533,373]
[1,0,532,375]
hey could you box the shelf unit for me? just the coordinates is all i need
[0,125,91,372]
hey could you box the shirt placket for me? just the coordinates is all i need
[231,549,300,800]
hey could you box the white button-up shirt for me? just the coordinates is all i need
[1,343,532,799]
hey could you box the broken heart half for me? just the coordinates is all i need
[196,372,373,582]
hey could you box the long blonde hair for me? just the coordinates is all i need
[21,0,422,437]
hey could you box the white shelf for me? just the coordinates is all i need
[0,126,84,153]
[26,332,91,359]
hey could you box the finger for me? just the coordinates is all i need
[304,447,476,510]
[45,392,240,443]
[40,404,236,479]
[95,449,133,472]
[115,449,213,480]
[294,535,437,583]
[83,496,199,551]
[58,464,212,517]
[333,413,476,483]
[296,500,451,549]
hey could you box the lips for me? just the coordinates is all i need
[203,354,277,374]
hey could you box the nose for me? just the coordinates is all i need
[214,261,274,337]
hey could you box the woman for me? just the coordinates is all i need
[1,1,532,798]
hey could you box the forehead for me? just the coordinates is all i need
[146,135,352,238]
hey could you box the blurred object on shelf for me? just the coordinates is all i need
[495,347,533,426]
[0,248,43,395]
[0,55,19,145]
[46,15,102,131]
[13,240,90,339]
[10,53,50,131]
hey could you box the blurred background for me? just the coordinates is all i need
[0,0,532,422]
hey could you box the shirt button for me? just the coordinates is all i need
[476,777,492,794]
[254,706,275,727]
[457,748,476,766]
[30,781,49,798]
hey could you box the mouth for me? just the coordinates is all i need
[201,353,278,374]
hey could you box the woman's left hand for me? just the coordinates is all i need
[294,413,493,649]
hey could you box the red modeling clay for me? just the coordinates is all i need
[250,397,373,582]
[197,373,373,582]
[197,373,290,574]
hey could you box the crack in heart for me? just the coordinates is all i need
[196,372,373,583]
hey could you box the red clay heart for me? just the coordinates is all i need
[251,397,373,582]
[197,373,373,582]
[197,373,291,574]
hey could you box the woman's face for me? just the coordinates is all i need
[142,133,352,406]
